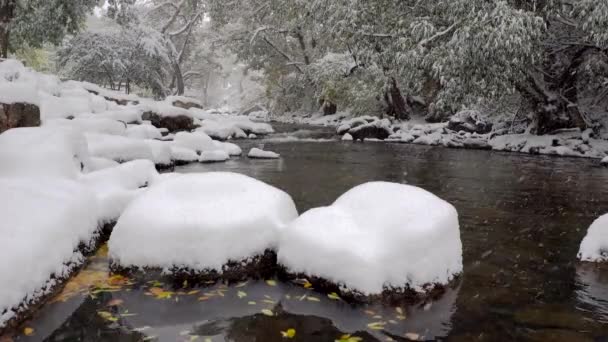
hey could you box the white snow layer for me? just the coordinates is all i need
[0,127,88,179]
[108,173,298,271]
[248,148,280,159]
[278,182,463,295]
[579,214,608,262]
[0,178,99,327]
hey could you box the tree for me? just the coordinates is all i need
[0,0,97,58]
[57,26,171,97]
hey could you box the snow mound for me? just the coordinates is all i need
[278,182,462,295]
[0,127,88,179]
[78,160,159,223]
[0,178,99,327]
[200,150,230,163]
[193,113,274,140]
[126,124,163,140]
[172,131,215,152]
[46,117,127,136]
[170,146,199,164]
[248,148,280,159]
[86,133,153,163]
[579,214,608,262]
[108,173,298,271]
[342,133,354,141]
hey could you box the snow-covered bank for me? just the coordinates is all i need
[108,173,298,278]
[255,110,608,160]
[278,182,462,299]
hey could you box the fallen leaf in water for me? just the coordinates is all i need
[395,307,404,315]
[404,332,420,340]
[23,327,34,336]
[97,311,118,322]
[248,301,257,305]
[367,322,386,330]
[189,336,199,341]
[280,328,296,338]
[335,334,362,342]
[235,281,249,288]
[328,292,341,300]
[261,309,274,316]
[148,280,163,287]
[237,291,247,298]
[396,315,407,320]
[307,296,320,302]
[198,296,210,301]
[266,280,277,286]
[133,326,151,332]
[187,290,200,295]
[372,315,383,319]
[180,330,191,336]
[303,280,313,289]
[364,310,375,316]
[149,287,174,299]
[107,299,124,307]
[262,299,276,304]
[142,336,157,341]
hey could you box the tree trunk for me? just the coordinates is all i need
[385,77,411,120]
[172,60,185,95]
[0,0,16,58]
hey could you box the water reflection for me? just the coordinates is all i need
[576,263,608,323]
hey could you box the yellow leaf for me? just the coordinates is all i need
[187,290,200,295]
[303,281,313,289]
[307,296,320,302]
[266,280,277,286]
[395,307,404,315]
[328,292,341,300]
[23,327,34,336]
[396,315,407,320]
[262,299,276,304]
[204,339,212,342]
[373,315,383,319]
[198,296,210,301]
[261,309,274,316]
[97,311,118,322]
[280,328,296,338]
[248,301,257,305]
[367,322,386,330]
[237,291,247,299]
[364,310,375,316]
[235,281,249,288]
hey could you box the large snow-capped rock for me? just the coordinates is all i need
[0,178,99,328]
[0,127,88,179]
[579,214,608,262]
[278,182,462,295]
[108,172,298,272]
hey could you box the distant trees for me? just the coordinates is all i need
[57,27,171,97]
[0,0,97,58]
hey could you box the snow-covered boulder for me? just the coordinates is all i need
[278,182,462,297]
[108,173,298,278]
[78,160,159,224]
[200,150,230,163]
[0,178,99,329]
[214,141,242,156]
[172,131,216,152]
[248,148,280,159]
[193,114,274,140]
[342,133,354,141]
[86,133,154,163]
[170,146,199,165]
[579,215,608,262]
[601,156,608,166]
[0,127,88,179]
[126,124,163,140]
[447,110,493,134]
[338,117,393,142]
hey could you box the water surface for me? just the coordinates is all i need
[14,125,608,341]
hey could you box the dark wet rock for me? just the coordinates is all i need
[0,102,40,133]
[110,250,278,285]
[224,309,380,342]
[323,102,337,116]
[141,111,195,133]
[172,98,202,110]
[447,110,493,134]
[277,267,458,306]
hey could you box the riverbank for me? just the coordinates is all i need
[250,110,608,161]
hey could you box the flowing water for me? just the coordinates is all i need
[12,124,608,341]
